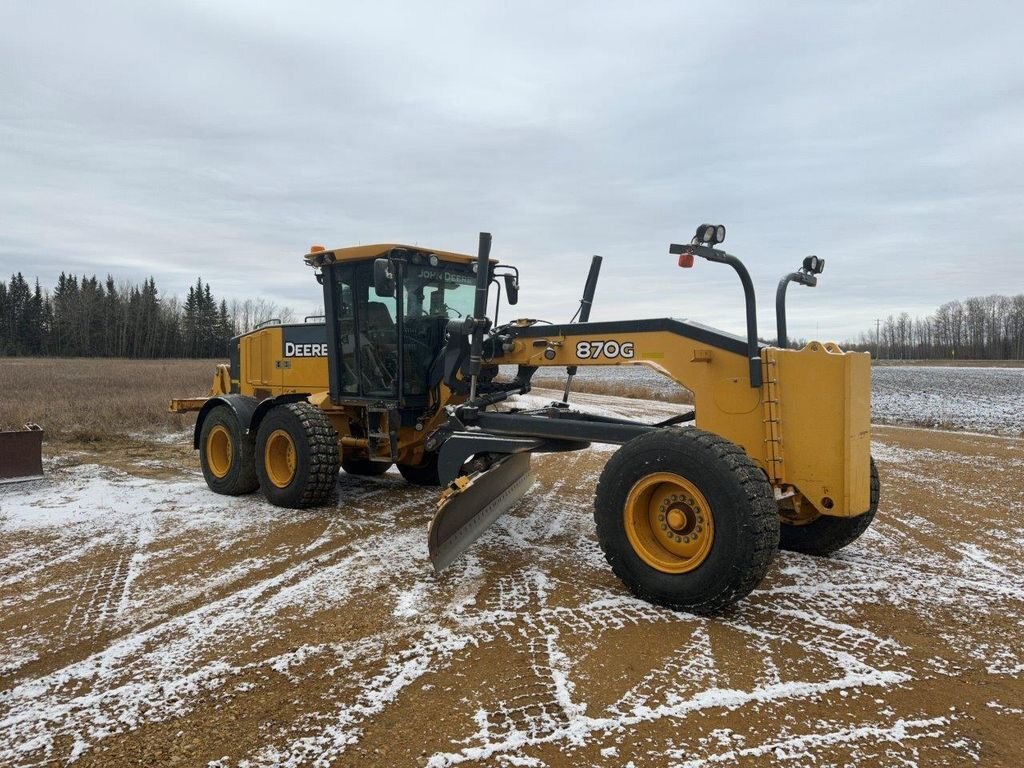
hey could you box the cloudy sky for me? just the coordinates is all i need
[2,1,1021,340]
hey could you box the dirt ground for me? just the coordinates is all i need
[1,391,1022,767]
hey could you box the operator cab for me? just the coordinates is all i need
[304,245,511,414]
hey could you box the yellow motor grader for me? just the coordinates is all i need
[171,226,877,615]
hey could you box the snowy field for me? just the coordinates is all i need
[533,364,1024,435]
[1,391,1023,767]
[871,366,1024,435]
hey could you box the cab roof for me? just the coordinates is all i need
[303,243,491,269]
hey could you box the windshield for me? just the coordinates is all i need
[403,264,477,321]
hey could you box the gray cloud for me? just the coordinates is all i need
[2,0,1022,340]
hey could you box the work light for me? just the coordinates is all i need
[803,255,824,275]
[692,223,726,246]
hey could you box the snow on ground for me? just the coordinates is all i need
[1,412,1023,766]
[871,366,1024,435]
[503,390,689,423]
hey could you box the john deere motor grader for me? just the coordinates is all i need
[171,225,878,615]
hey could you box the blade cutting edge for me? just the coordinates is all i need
[428,452,534,573]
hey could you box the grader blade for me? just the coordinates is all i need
[428,452,534,573]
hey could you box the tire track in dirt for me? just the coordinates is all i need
[0,478,450,766]
[60,548,129,640]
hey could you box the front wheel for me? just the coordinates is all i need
[255,402,339,508]
[594,428,779,615]
[341,457,392,477]
[397,453,441,486]
[779,457,880,556]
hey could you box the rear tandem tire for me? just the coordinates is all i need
[778,457,880,556]
[341,457,392,476]
[254,402,340,509]
[594,428,779,616]
[199,406,258,495]
[397,454,442,486]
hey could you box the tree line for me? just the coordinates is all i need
[0,272,297,358]
[845,294,1024,360]
[4,271,1022,361]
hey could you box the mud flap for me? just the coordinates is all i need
[428,452,535,573]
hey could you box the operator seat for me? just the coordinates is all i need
[365,302,395,331]
[360,301,397,394]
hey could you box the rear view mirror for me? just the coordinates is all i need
[504,273,519,305]
[373,258,395,297]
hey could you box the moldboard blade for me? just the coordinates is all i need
[428,452,534,573]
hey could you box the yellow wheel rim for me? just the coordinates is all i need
[265,429,297,488]
[206,425,232,479]
[624,472,715,573]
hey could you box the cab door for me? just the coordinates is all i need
[329,264,360,398]
[325,261,399,401]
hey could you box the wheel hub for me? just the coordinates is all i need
[207,425,232,479]
[265,429,297,488]
[624,472,715,574]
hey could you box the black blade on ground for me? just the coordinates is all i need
[428,452,535,573]
[0,428,44,484]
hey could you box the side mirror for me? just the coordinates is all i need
[373,258,395,297]
[503,273,519,305]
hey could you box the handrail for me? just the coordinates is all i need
[775,258,822,348]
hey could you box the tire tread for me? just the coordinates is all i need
[256,402,339,508]
[778,458,880,556]
[594,427,779,616]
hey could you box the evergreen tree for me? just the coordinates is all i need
[2,270,299,359]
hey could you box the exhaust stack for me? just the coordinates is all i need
[563,255,603,402]
[468,232,493,402]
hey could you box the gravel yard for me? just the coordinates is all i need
[1,389,1022,767]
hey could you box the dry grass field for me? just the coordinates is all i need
[0,357,695,446]
[0,359,698,448]
[0,358,217,443]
